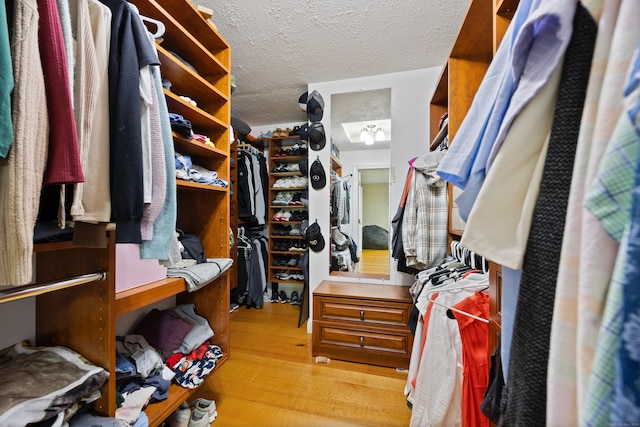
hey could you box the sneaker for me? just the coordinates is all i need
[273,192,288,206]
[278,290,289,303]
[166,401,191,427]
[187,408,209,427]
[191,398,217,423]
[270,290,279,303]
[289,225,301,236]
[279,210,292,221]
[290,291,300,305]
[288,163,300,172]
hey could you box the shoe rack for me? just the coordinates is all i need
[267,135,308,289]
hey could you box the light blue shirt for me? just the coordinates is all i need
[437,0,578,221]
[611,41,640,425]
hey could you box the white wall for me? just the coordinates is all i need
[362,183,389,229]
[306,66,442,331]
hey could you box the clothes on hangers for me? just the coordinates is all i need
[407,272,489,427]
[237,150,267,225]
[402,150,448,270]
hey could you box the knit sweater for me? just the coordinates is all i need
[0,0,49,285]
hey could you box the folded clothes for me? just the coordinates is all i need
[167,258,233,292]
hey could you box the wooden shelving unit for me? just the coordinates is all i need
[267,135,308,287]
[24,1,233,425]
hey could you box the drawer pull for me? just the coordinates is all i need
[360,310,365,320]
[360,336,364,347]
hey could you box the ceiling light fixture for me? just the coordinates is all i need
[360,124,386,145]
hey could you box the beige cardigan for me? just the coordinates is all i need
[0,0,49,285]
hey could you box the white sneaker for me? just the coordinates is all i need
[191,397,218,423]
[166,401,191,427]
[187,408,209,427]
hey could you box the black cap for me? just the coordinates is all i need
[298,91,308,112]
[308,122,326,151]
[305,221,325,252]
[310,159,326,190]
[299,157,308,177]
[306,90,324,122]
[300,123,309,142]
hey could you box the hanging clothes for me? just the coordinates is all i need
[402,150,448,270]
[407,272,489,427]
[100,0,159,244]
[0,0,48,286]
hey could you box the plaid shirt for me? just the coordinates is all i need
[403,151,448,269]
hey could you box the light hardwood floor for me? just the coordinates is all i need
[359,249,389,275]
[193,301,412,426]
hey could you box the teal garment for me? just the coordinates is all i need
[0,0,14,158]
[583,229,627,426]
[139,59,177,261]
[584,113,640,242]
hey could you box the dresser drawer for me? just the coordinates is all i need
[314,296,410,327]
[313,321,412,368]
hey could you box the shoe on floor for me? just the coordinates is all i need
[278,290,289,303]
[187,408,209,427]
[166,401,191,427]
[191,397,217,423]
[290,291,300,305]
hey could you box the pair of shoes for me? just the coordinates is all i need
[273,192,294,206]
[274,270,290,280]
[272,210,292,221]
[166,401,191,427]
[289,272,305,281]
[270,289,279,302]
[191,398,217,424]
[272,225,291,235]
[272,163,288,173]
[290,210,308,221]
[278,290,289,303]
[273,128,289,138]
[290,291,300,305]
[258,130,273,139]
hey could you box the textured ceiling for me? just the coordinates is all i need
[199,0,470,129]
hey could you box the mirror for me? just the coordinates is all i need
[329,89,391,280]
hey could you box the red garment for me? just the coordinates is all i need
[453,291,490,427]
[38,0,84,185]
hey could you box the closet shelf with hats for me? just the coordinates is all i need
[267,135,309,287]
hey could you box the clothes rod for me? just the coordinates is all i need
[0,270,107,304]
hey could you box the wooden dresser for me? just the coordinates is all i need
[312,280,413,369]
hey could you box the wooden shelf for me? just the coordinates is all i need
[176,179,229,192]
[115,277,186,316]
[165,91,227,133]
[134,0,229,76]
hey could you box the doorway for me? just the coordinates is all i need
[356,167,390,276]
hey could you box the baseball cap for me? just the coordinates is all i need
[300,123,309,142]
[310,159,326,190]
[299,158,308,177]
[298,91,308,112]
[308,122,326,151]
[305,221,325,252]
[306,90,324,122]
